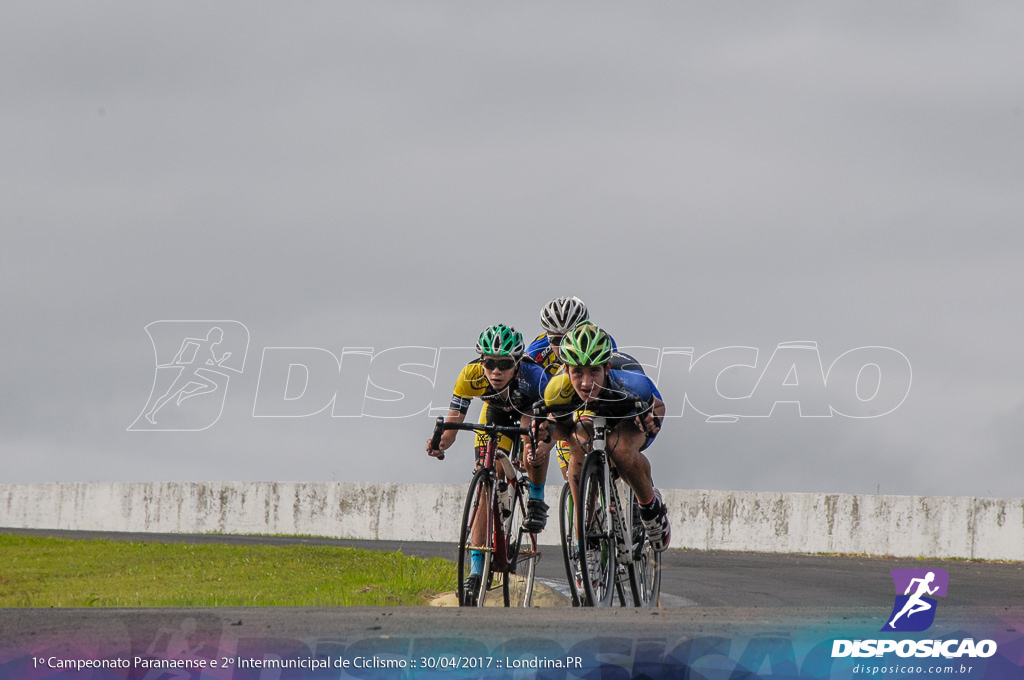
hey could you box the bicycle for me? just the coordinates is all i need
[542,403,662,607]
[429,417,541,607]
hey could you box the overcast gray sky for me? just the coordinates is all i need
[3,2,1022,499]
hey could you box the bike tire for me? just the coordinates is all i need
[503,476,538,607]
[558,483,582,607]
[576,453,616,607]
[617,486,643,607]
[628,495,662,607]
[457,468,494,607]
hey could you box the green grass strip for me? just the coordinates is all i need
[0,534,456,607]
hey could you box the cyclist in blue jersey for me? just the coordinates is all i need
[526,296,618,377]
[527,323,671,551]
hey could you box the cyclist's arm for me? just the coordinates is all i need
[609,369,664,437]
[428,363,488,457]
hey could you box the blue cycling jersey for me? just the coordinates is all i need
[609,351,663,401]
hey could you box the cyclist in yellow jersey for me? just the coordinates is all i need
[526,323,671,552]
[525,297,591,480]
[525,296,625,479]
[426,324,551,603]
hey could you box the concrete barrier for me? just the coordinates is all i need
[1,482,1020,560]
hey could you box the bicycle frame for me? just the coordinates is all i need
[577,414,633,605]
[429,416,540,607]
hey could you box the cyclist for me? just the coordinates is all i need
[526,322,671,552]
[527,296,623,481]
[526,296,618,376]
[425,323,551,603]
[527,296,590,376]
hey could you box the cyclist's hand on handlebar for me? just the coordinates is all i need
[636,411,661,437]
[531,419,551,444]
[426,431,455,459]
[523,440,549,469]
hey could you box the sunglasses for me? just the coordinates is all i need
[548,335,564,346]
[482,358,517,371]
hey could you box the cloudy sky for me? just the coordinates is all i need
[3,2,1022,499]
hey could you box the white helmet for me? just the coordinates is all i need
[539,296,589,335]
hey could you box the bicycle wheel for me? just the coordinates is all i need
[626,494,662,607]
[576,453,616,607]
[503,476,538,607]
[457,468,494,607]
[558,483,582,606]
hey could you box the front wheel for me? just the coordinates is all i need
[457,468,494,607]
[576,453,616,607]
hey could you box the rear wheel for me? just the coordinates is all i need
[457,468,494,607]
[558,483,582,606]
[576,453,616,607]
[503,476,538,607]
[629,495,662,606]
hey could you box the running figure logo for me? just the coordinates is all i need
[129,321,249,431]
[882,568,950,632]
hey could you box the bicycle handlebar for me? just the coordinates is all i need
[429,399,655,460]
[429,417,445,459]
[429,416,532,461]
[531,399,651,418]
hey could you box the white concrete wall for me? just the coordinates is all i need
[1,482,1020,560]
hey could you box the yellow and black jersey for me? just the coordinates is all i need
[449,356,549,415]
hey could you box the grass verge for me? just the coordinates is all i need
[0,533,456,607]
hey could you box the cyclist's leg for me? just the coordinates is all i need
[563,424,589,531]
[607,422,670,552]
[489,408,547,532]
[555,439,572,481]
[606,423,654,504]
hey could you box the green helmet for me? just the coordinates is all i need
[559,322,613,366]
[475,324,525,357]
